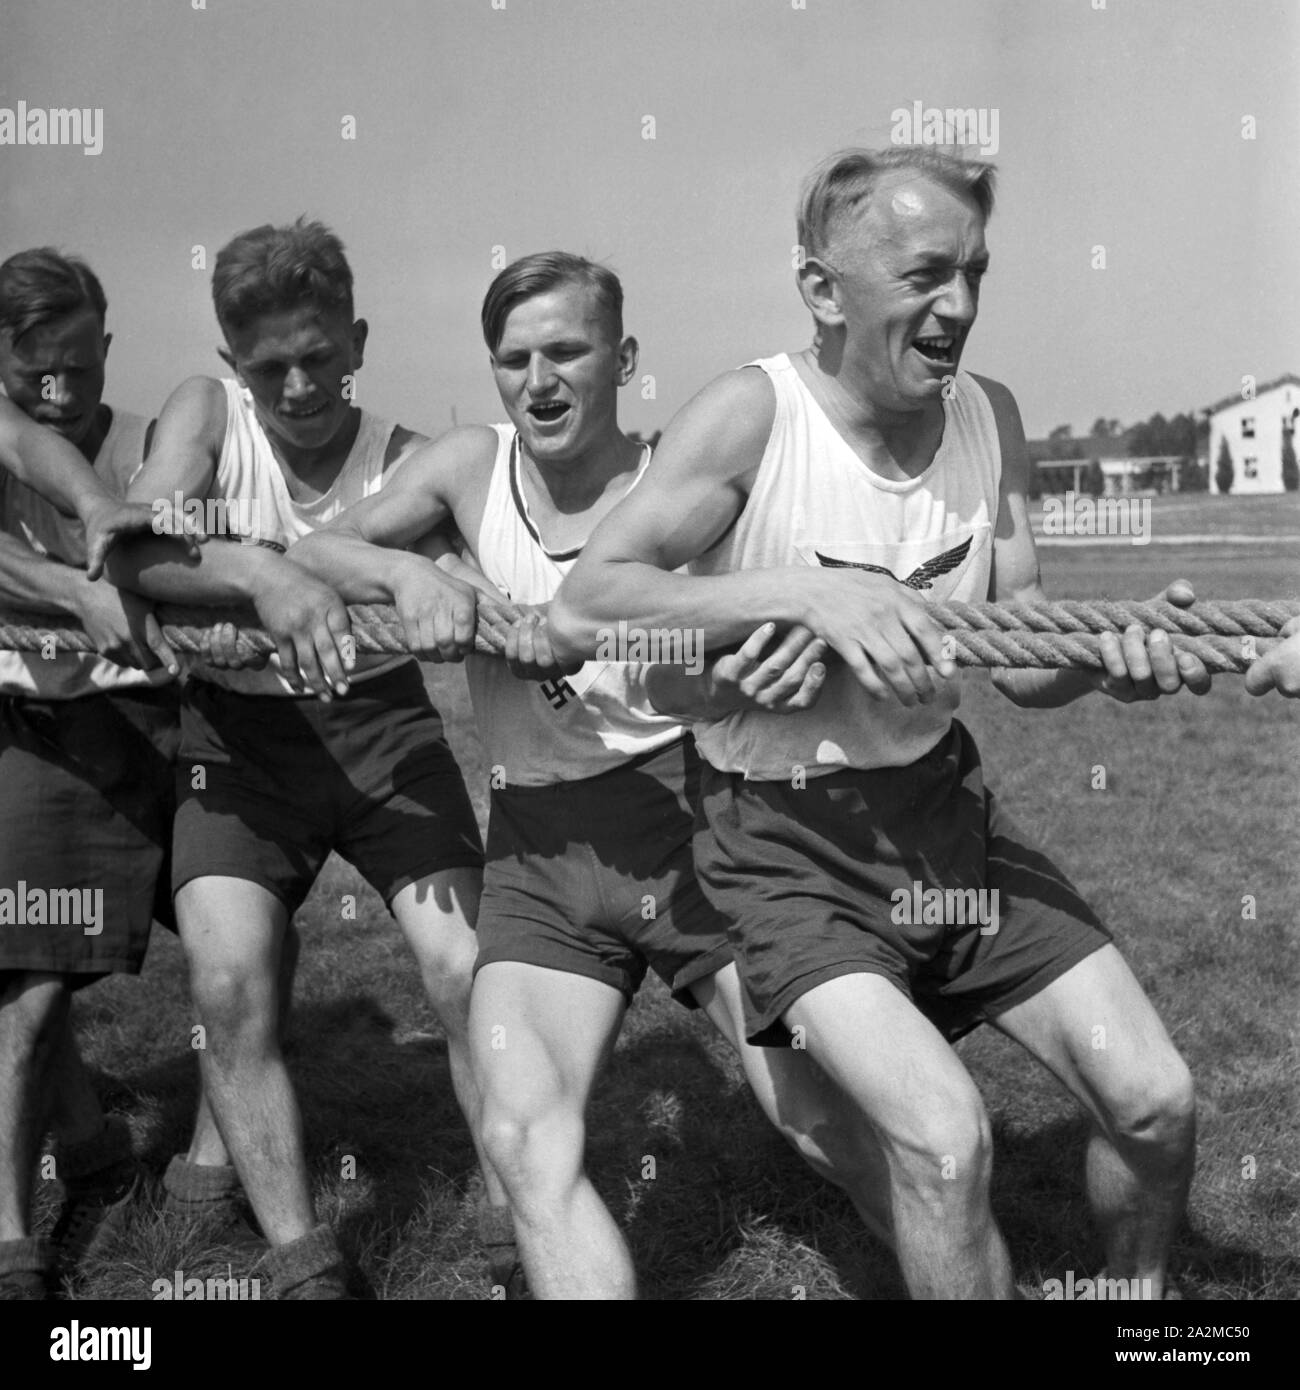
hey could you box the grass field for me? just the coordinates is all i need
[45,494,1300,1300]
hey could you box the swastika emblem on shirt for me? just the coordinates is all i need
[540,678,576,709]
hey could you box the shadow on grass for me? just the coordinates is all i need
[74,989,1287,1300]
[586,1023,905,1300]
[988,1113,1289,1301]
[85,992,478,1226]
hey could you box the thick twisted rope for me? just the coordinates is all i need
[0,597,1294,673]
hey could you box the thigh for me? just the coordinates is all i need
[785,970,987,1161]
[990,943,1190,1132]
[695,964,886,1177]
[391,866,482,987]
[470,961,626,1122]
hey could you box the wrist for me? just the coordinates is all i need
[77,492,114,530]
[58,563,94,615]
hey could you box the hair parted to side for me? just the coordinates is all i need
[212,217,354,337]
[797,147,997,263]
[481,251,624,355]
[0,248,108,344]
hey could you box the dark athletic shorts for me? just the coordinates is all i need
[173,662,483,914]
[474,737,734,1007]
[0,686,180,982]
[693,719,1113,1046]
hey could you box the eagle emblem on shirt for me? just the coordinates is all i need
[814,536,972,591]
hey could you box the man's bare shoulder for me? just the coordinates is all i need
[655,365,776,478]
[390,423,500,499]
[169,374,230,410]
[407,423,500,470]
[155,375,231,441]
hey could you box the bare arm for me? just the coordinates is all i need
[0,530,86,614]
[551,368,953,706]
[104,377,353,697]
[105,378,253,602]
[287,427,492,662]
[979,375,1209,707]
[0,397,119,520]
[0,398,198,579]
[290,427,488,592]
[645,623,828,721]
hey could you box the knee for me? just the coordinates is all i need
[1107,1054,1197,1157]
[480,1096,583,1198]
[889,1098,995,1213]
[188,963,274,1047]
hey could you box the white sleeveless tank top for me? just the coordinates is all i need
[0,407,166,699]
[200,378,419,695]
[464,425,684,787]
[689,354,1001,778]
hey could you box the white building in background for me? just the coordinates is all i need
[1098,456,1185,495]
[1207,374,1299,495]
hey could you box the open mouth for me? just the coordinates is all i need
[912,335,956,365]
[282,401,330,421]
[528,401,571,425]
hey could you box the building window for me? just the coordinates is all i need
[1241,417,1255,438]
[1244,457,1259,480]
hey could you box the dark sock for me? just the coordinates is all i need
[255,1224,346,1299]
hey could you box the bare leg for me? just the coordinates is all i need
[471,962,630,1299]
[177,877,315,1246]
[785,972,1016,1299]
[0,973,69,1240]
[391,868,507,1209]
[692,964,894,1247]
[992,944,1196,1299]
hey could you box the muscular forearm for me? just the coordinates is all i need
[0,532,87,615]
[991,667,1096,708]
[287,530,421,603]
[429,551,510,603]
[7,420,118,520]
[644,664,726,721]
[103,535,276,606]
[551,562,803,665]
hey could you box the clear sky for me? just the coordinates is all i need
[2,0,1295,439]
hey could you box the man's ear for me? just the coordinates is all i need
[616,335,639,385]
[796,257,845,330]
[216,345,238,377]
[350,318,369,370]
[101,331,113,360]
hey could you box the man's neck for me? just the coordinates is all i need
[523,427,645,517]
[798,344,945,480]
[267,406,362,489]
